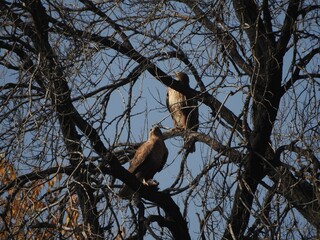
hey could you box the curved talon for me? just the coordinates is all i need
[142,179,148,185]
[142,179,159,186]
[147,179,159,186]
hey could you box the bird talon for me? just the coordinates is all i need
[142,179,159,186]
[142,179,148,185]
[148,179,159,186]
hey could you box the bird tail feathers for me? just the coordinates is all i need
[184,137,196,153]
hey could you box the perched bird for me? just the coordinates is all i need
[166,72,199,152]
[119,126,168,198]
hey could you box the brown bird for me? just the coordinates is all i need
[119,126,168,198]
[166,72,199,152]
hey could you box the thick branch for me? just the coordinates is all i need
[233,0,270,59]
[21,0,104,237]
[269,166,320,228]
[113,162,191,239]
[276,0,301,57]
[163,129,243,163]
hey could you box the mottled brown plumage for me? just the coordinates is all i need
[119,126,168,198]
[166,72,199,152]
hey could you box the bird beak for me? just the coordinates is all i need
[152,123,161,128]
[172,72,178,79]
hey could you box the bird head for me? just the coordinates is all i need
[149,126,163,138]
[174,72,189,85]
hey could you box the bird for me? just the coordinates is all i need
[119,126,168,198]
[166,72,199,152]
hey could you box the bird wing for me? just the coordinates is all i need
[185,97,199,131]
[128,139,154,174]
[157,142,168,172]
[166,90,170,112]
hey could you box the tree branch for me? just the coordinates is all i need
[186,2,253,75]
[269,166,320,228]
[49,17,245,136]
[281,47,320,95]
[276,0,301,58]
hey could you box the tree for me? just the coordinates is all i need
[0,0,319,239]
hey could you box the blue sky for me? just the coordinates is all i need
[0,1,319,239]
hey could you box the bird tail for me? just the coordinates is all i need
[189,139,196,153]
[184,137,196,153]
[119,184,134,199]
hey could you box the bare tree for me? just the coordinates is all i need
[0,0,319,239]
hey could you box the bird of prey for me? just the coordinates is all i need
[119,126,168,198]
[166,72,199,152]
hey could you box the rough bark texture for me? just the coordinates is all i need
[222,0,301,238]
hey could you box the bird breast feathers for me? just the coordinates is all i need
[129,137,166,173]
[168,89,187,109]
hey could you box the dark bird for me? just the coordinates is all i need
[119,126,168,198]
[166,72,199,152]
